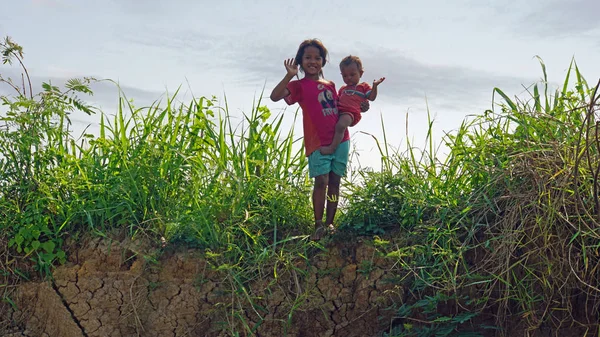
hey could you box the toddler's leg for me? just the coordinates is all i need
[320,114,353,155]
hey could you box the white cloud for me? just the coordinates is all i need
[523,0,600,36]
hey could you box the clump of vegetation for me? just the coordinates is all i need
[2,35,600,336]
[341,58,600,335]
[0,36,317,334]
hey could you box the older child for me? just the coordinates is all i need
[270,39,364,240]
[320,55,385,155]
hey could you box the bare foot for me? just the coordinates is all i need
[310,224,337,240]
[310,226,326,240]
[320,145,335,155]
[326,224,337,235]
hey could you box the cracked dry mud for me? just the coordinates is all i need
[2,236,401,337]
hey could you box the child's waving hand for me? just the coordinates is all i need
[284,58,298,77]
[373,77,385,86]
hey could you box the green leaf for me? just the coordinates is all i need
[434,324,455,336]
[39,252,56,263]
[433,316,452,323]
[452,311,478,324]
[41,241,56,254]
[32,229,41,240]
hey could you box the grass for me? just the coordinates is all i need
[2,36,600,335]
[342,58,600,335]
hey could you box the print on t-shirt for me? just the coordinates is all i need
[317,89,337,117]
[342,88,369,99]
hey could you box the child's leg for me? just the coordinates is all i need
[320,114,353,155]
[325,139,350,230]
[310,173,329,240]
[312,174,328,227]
[308,149,331,240]
[325,171,341,227]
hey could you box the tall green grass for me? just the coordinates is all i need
[341,58,600,335]
[81,88,313,246]
[0,80,316,255]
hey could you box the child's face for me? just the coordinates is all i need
[301,46,323,79]
[340,63,362,86]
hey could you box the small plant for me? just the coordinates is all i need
[384,292,486,337]
[358,259,374,277]
[1,37,96,275]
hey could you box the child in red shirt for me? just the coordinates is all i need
[320,55,385,155]
[270,39,367,240]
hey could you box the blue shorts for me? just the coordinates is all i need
[307,140,350,178]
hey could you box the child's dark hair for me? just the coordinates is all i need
[339,55,363,72]
[294,39,328,78]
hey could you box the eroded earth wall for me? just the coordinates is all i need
[3,237,402,337]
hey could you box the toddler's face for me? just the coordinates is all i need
[340,63,362,86]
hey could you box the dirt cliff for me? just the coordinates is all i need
[2,234,403,337]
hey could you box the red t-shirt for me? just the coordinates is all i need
[284,78,350,156]
[338,82,372,114]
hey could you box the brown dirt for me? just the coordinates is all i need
[0,235,403,337]
[2,233,596,337]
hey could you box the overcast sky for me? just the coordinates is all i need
[1,0,599,169]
